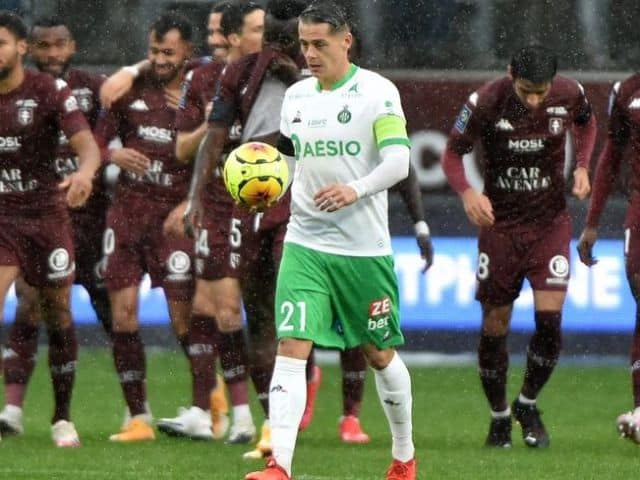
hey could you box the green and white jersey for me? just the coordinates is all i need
[280,64,409,256]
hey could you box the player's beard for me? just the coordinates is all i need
[35,59,71,78]
[150,60,182,86]
[0,51,19,80]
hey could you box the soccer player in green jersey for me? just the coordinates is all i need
[246,2,417,479]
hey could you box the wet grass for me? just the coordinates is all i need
[0,349,637,479]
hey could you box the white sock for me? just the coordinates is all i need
[232,404,252,424]
[269,355,307,477]
[373,351,415,462]
[491,407,511,419]
[518,394,536,405]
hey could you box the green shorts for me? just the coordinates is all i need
[275,242,404,350]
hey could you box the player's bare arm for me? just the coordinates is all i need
[183,124,228,236]
[60,129,100,208]
[99,59,150,108]
[108,148,151,176]
[164,85,181,109]
[578,142,625,266]
[176,122,209,163]
[163,199,189,237]
[577,227,598,266]
[392,164,434,272]
[461,188,495,227]
[572,166,591,200]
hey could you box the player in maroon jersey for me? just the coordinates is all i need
[158,1,262,443]
[94,12,218,443]
[443,45,595,448]
[0,16,111,439]
[577,74,640,443]
[181,0,308,459]
[0,11,101,447]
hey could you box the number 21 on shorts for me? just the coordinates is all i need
[278,300,307,333]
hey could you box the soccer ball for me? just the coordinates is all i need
[223,141,289,211]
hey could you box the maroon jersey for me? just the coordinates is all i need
[209,46,301,228]
[176,59,235,209]
[54,69,109,217]
[447,75,592,229]
[605,74,640,195]
[0,69,89,218]
[94,71,191,204]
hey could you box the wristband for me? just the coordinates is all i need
[414,220,430,236]
[122,65,140,78]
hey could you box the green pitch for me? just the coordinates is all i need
[0,349,638,479]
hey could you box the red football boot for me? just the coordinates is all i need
[385,458,416,480]
[245,457,291,480]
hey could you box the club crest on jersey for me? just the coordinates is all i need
[548,117,564,135]
[337,105,352,124]
[72,88,94,113]
[15,98,38,126]
[17,107,33,126]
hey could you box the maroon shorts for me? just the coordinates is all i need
[234,208,287,278]
[194,193,238,281]
[0,214,75,288]
[71,207,107,291]
[476,211,571,305]
[104,196,194,301]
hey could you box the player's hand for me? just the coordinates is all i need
[572,166,591,200]
[99,68,136,109]
[183,199,203,239]
[163,200,188,237]
[577,227,598,266]
[165,88,181,110]
[59,171,93,208]
[204,101,213,120]
[417,233,434,273]
[314,184,358,212]
[461,188,494,226]
[109,148,150,175]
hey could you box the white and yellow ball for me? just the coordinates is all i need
[223,142,289,211]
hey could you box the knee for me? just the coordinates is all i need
[192,289,216,318]
[111,301,138,332]
[481,305,512,336]
[39,290,72,329]
[276,337,312,360]
[216,300,242,332]
[362,347,395,370]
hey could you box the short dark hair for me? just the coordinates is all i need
[266,0,308,20]
[221,1,264,37]
[299,0,349,33]
[264,0,307,46]
[510,45,557,84]
[0,10,27,40]
[211,1,232,15]
[150,12,193,42]
[31,16,73,38]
